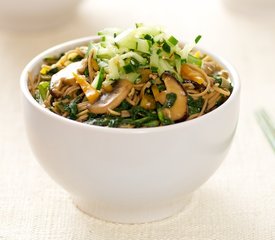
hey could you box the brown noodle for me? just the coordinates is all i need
[28,45,232,126]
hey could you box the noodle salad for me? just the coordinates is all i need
[29,24,233,128]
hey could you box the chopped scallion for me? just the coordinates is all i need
[96,67,105,90]
[162,41,171,53]
[195,35,202,44]
[151,66,158,73]
[168,35,178,46]
[123,64,134,73]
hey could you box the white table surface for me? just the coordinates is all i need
[1,0,275,239]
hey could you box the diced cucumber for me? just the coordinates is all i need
[187,54,202,67]
[96,46,117,59]
[175,54,182,74]
[98,60,108,69]
[149,50,159,68]
[107,56,122,80]
[179,43,195,59]
[136,26,163,37]
[88,24,198,87]
[158,58,174,75]
[158,59,182,81]
[115,28,136,50]
[153,33,166,43]
[120,52,147,65]
[120,72,140,83]
[98,28,121,37]
[91,74,99,88]
[136,38,151,54]
[92,67,105,90]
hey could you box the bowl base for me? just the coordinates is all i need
[72,194,193,224]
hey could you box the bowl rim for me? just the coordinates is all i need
[20,36,240,134]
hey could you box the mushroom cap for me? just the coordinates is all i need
[161,72,188,121]
[50,61,84,97]
[88,79,133,114]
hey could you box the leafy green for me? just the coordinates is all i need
[164,93,177,108]
[187,96,204,115]
[157,84,166,91]
[87,115,121,128]
[47,67,59,75]
[114,100,132,111]
[213,75,222,85]
[34,90,42,103]
[215,96,226,108]
[142,120,159,127]
[157,107,173,125]
[129,106,157,120]
[70,55,83,62]
[63,96,82,120]
[38,81,49,101]
[84,67,89,77]
[151,66,158,73]
[64,102,78,120]
[86,104,158,128]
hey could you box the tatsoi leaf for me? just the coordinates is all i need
[213,75,222,85]
[187,96,204,115]
[195,35,202,44]
[63,96,82,120]
[68,101,78,119]
[157,108,173,125]
[38,81,49,100]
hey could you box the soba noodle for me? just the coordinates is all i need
[29,25,233,128]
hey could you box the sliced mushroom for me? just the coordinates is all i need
[88,79,133,114]
[180,63,207,85]
[161,72,188,121]
[201,55,222,75]
[140,94,156,110]
[88,50,97,81]
[50,60,85,97]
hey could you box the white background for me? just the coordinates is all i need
[0,0,275,239]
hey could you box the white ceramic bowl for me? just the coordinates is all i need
[0,0,81,31]
[20,36,240,223]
